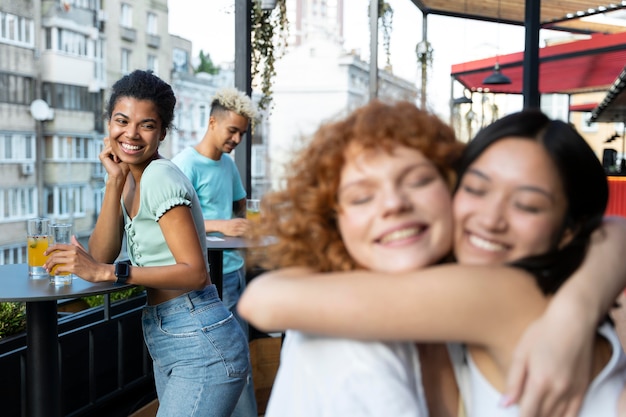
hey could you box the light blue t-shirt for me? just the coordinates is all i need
[172,147,247,274]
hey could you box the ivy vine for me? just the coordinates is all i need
[251,0,289,112]
[368,1,394,69]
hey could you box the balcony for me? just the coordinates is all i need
[0,294,156,416]
[120,27,136,42]
[146,34,160,49]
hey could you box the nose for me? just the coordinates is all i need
[381,187,412,216]
[477,196,507,231]
[124,124,139,139]
[232,132,242,144]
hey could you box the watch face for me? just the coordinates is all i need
[116,262,130,278]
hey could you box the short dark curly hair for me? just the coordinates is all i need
[105,70,176,132]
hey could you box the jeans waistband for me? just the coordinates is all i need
[144,284,219,316]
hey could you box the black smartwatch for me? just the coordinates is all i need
[114,262,130,284]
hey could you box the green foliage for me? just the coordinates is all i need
[82,286,146,308]
[0,302,26,339]
[368,1,394,68]
[195,50,220,75]
[251,0,289,112]
[0,287,145,340]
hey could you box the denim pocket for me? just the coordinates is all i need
[202,313,250,378]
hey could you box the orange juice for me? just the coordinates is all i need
[246,210,261,222]
[28,235,49,268]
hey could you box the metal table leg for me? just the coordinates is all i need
[26,300,60,417]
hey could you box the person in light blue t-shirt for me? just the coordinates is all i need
[173,87,258,417]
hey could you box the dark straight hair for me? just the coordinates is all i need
[454,109,608,294]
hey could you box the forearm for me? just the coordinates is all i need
[88,182,124,262]
[551,216,626,326]
[204,219,228,234]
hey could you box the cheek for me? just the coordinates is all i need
[513,216,562,254]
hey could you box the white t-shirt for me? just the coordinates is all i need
[265,330,429,417]
[449,323,626,417]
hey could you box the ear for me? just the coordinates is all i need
[557,226,576,249]
[208,115,217,129]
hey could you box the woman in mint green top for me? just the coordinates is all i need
[44,70,250,417]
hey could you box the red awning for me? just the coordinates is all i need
[569,103,599,112]
[451,32,626,95]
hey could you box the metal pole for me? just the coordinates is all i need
[523,0,541,109]
[26,301,60,417]
[421,15,428,109]
[234,0,253,197]
[369,0,379,101]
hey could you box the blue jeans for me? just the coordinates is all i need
[222,267,259,417]
[222,267,248,336]
[142,285,250,417]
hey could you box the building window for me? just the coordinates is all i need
[121,48,131,74]
[251,145,267,178]
[0,187,37,221]
[198,104,208,129]
[42,83,95,111]
[0,72,34,104]
[45,136,98,161]
[120,3,133,28]
[172,48,189,73]
[46,185,87,219]
[581,112,599,133]
[56,29,90,57]
[147,54,158,74]
[0,134,35,161]
[0,244,27,265]
[0,12,35,47]
[147,12,158,35]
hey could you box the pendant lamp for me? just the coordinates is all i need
[483,63,511,85]
[483,0,511,85]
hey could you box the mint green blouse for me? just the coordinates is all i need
[121,159,209,272]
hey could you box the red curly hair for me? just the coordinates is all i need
[248,100,465,272]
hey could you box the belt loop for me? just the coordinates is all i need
[184,291,196,311]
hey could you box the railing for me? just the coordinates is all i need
[0,294,156,417]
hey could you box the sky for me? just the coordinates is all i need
[167,0,554,116]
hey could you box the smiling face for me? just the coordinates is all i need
[453,138,569,266]
[208,110,250,157]
[107,97,164,166]
[336,145,454,273]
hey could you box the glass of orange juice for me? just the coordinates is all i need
[49,223,73,286]
[246,199,261,222]
[27,218,50,277]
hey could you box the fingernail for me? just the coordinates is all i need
[498,395,513,407]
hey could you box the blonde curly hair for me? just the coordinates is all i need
[247,100,465,273]
[211,87,258,129]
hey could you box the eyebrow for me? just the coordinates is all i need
[338,161,434,192]
[465,167,555,201]
[112,112,158,125]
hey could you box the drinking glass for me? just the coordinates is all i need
[246,199,261,222]
[49,223,73,286]
[27,218,50,277]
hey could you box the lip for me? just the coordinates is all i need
[375,222,427,246]
[118,141,144,154]
[465,231,510,253]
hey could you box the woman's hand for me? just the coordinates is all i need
[504,302,593,417]
[44,236,110,282]
[100,137,130,183]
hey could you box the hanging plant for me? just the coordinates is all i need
[251,0,289,112]
[368,1,394,69]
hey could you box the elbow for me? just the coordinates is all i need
[193,270,210,290]
[238,286,278,332]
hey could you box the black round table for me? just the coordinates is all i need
[206,235,275,299]
[0,264,130,417]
